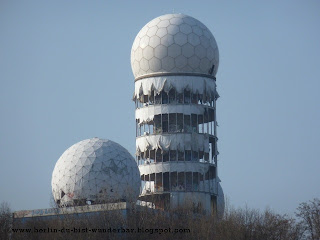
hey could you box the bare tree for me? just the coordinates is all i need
[296,198,320,240]
[13,197,320,240]
[0,201,12,240]
[215,205,304,240]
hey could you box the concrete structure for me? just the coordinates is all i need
[132,14,224,215]
[13,202,129,220]
[12,14,225,224]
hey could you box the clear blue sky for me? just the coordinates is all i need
[1,0,319,215]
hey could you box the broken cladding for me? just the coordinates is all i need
[132,14,224,216]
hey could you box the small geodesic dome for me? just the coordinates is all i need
[51,138,140,207]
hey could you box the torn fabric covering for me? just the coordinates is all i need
[136,133,209,155]
[139,162,210,175]
[133,76,218,101]
[135,105,206,123]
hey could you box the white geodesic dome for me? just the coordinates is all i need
[51,138,140,206]
[131,14,219,79]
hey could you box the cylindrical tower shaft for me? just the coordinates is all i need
[134,74,219,213]
[131,14,224,214]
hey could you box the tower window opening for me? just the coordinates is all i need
[205,171,210,180]
[139,95,145,107]
[138,153,144,165]
[211,121,214,135]
[155,92,162,104]
[177,113,183,132]
[185,150,191,161]
[149,122,154,134]
[149,91,155,105]
[163,172,169,191]
[145,150,150,159]
[208,108,215,135]
[184,115,191,133]
[143,95,148,105]
[192,151,198,161]
[198,94,203,105]
[155,173,163,192]
[136,99,143,108]
[154,115,161,134]
[209,108,215,122]
[212,139,217,159]
[150,173,155,193]
[163,151,169,162]
[209,166,216,179]
[204,152,209,162]
[162,114,168,133]
[177,92,183,104]
[169,88,176,104]
[186,172,192,191]
[209,120,212,135]
[199,173,204,191]
[178,172,185,191]
[191,114,198,133]
[204,122,208,134]
[170,150,177,161]
[145,123,148,135]
[184,89,191,104]
[141,151,145,163]
[150,149,155,163]
[170,172,177,191]
[204,110,209,134]
[209,142,214,163]
[140,124,144,136]
[139,154,144,165]
[169,113,176,132]
[178,150,184,161]
[198,115,204,133]
[136,119,139,137]
[147,123,150,135]
[145,174,150,181]
[156,148,162,163]
[192,93,198,104]
[162,91,168,104]
[193,172,199,191]
[199,151,204,162]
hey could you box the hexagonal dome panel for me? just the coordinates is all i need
[51,138,140,207]
[131,14,219,79]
